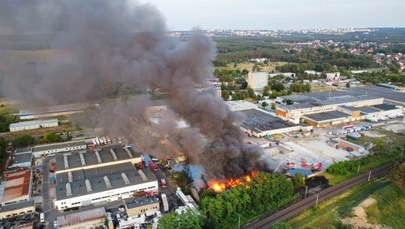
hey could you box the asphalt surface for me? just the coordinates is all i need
[244,164,392,229]
[155,162,178,212]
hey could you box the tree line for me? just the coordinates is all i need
[200,172,296,229]
[157,172,297,229]
[0,114,19,133]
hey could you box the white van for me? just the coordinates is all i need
[40,213,45,223]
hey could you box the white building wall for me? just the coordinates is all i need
[10,120,58,132]
[248,72,269,90]
[281,98,384,118]
[9,162,31,168]
[33,145,87,158]
[55,180,158,211]
[240,125,312,137]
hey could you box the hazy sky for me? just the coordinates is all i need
[146,0,405,30]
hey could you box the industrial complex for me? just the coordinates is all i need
[52,145,158,210]
[0,85,404,229]
[275,86,404,127]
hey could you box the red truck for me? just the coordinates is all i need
[149,161,159,171]
[161,179,167,188]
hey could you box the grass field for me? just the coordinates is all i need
[323,151,402,185]
[287,178,404,229]
[366,183,405,228]
[0,98,17,114]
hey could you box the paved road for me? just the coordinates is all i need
[244,164,392,229]
[155,162,178,211]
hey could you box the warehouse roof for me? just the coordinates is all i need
[356,106,382,114]
[13,153,32,165]
[57,207,106,228]
[32,141,86,153]
[55,145,141,171]
[241,109,296,132]
[125,196,160,209]
[339,105,381,114]
[226,100,257,111]
[304,110,349,122]
[14,148,32,155]
[1,169,31,204]
[339,105,358,112]
[55,162,157,200]
[279,93,381,111]
[9,119,58,129]
[0,200,34,212]
[342,86,405,104]
[372,104,398,111]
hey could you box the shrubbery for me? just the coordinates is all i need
[200,172,297,229]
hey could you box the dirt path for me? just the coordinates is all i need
[341,197,390,229]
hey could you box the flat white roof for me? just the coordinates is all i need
[226,100,257,111]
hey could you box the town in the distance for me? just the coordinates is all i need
[1,7,405,229]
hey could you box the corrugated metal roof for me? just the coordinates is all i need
[57,207,106,227]
[10,119,58,128]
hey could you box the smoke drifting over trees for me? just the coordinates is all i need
[0,0,267,179]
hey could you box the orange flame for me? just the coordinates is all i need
[209,181,226,192]
[208,170,258,192]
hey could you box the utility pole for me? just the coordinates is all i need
[368,171,371,182]
[238,214,241,229]
[305,186,308,199]
[315,193,319,206]
[357,162,361,175]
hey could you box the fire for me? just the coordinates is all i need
[209,181,226,192]
[208,170,258,193]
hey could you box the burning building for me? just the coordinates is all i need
[0,0,268,180]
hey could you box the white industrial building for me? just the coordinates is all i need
[32,141,87,157]
[9,119,58,132]
[55,145,142,174]
[0,169,33,206]
[247,71,269,90]
[55,162,158,211]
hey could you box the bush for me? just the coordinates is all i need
[12,135,35,147]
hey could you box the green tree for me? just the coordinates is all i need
[263,85,270,97]
[271,82,285,92]
[292,173,305,188]
[200,172,296,229]
[0,114,19,133]
[390,162,405,190]
[346,82,351,88]
[261,101,268,108]
[271,102,276,110]
[12,135,35,147]
[247,87,255,99]
[221,90,230,100]
[0,137,8,173]
[158,210,203,229]
[44,132,63,143]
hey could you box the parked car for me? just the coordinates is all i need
[40,213,44,223]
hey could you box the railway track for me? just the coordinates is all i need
[244,164,392,229]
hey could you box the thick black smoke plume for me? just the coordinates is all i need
[0,0,267,179]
